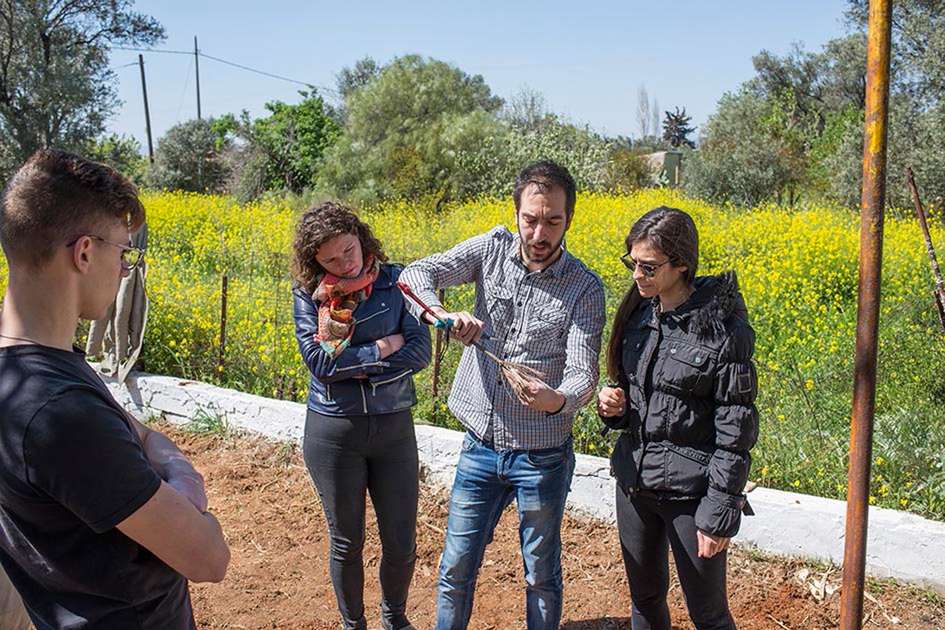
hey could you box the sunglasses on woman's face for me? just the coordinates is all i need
[620,252,670,278]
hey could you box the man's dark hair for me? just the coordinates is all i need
[512,160,577,218]
[1,149,145,268]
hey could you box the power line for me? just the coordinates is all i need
[114,46,191,56]
[112,45,337,95]
[199,52,334,94]
[175,56,194,123]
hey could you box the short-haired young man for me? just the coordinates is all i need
[400,160,606,630]
[0,149,230,629]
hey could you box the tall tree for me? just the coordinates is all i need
[651,97,660,143]
[0,1,164,172]
[318,55,503,202]
[336,56,380,100]
[230,91,341,198]
[662,106,695,148]
[635,85,651,139]
[501,85,549,130]
[751,36,867,131]
[845,0,945,104]
[685,88,809,206]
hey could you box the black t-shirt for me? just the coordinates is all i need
[0,344,194,630]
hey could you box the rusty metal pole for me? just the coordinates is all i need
[840,1,892,628]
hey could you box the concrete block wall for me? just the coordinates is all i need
[104,373,945,593]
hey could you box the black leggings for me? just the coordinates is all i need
[615,487,736,630]
[303,409,419,630]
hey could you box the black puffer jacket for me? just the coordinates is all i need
[603,271,759,537]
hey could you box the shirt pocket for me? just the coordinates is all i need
[526,304,568,345]
[484,283,514,331]
[660,342,714,397]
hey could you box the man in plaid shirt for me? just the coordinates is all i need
[400,161,605,630]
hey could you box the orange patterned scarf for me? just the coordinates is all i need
[314,256,380,359]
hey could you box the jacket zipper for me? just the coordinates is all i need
[634,308,662,493]
[326,383,332,402]
[335,361,387,372]
[370,369,412,395]
[354,307,390,325]
[359,380,368,414]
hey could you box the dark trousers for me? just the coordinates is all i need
[615,487,736,630]
[303,409,419,630]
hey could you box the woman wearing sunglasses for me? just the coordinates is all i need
[598,206,758,630]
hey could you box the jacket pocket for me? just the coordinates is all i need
[610,433,640,491]
[661,342,714,396]
[355,306,391,326]
[370,369,412,395]
[666,443,711,495]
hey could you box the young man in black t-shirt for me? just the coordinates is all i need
[0,149,230,629]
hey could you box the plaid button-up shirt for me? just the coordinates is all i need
[400,226,605,450]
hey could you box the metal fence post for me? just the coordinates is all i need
[218,272,228,379]
[431,288,446,399]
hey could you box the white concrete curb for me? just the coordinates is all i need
[105,372,945,593]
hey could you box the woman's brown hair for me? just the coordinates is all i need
[291,201,387,295]
[606,206,699,382]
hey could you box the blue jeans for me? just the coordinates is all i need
[435,431,575,630]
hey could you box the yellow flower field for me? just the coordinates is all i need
[1,189,943,519]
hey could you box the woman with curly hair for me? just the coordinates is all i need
[597,206,758,630]
[292,202,431,630]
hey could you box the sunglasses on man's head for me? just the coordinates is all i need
[620,252,670,278]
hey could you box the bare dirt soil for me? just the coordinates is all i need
[168,425,944,629]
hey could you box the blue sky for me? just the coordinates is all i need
[107,1,852,148]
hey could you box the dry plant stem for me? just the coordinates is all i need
[475,342,547,399]
[906,167,945,333]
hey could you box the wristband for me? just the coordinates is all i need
[433,318,454,330]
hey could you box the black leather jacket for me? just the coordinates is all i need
[293,264,431,416]
[603,272,759,537]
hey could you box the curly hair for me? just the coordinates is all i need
[291,201,387,295]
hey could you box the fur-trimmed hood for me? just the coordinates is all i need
[671,270,748,339]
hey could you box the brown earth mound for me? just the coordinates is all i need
[168,425,943,629]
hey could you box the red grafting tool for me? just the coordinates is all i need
[396,281,546,399]
[397,281,450,328]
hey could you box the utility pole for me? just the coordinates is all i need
[137,54,154,163]
[194,36,202,120]
[840,0,892,628]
